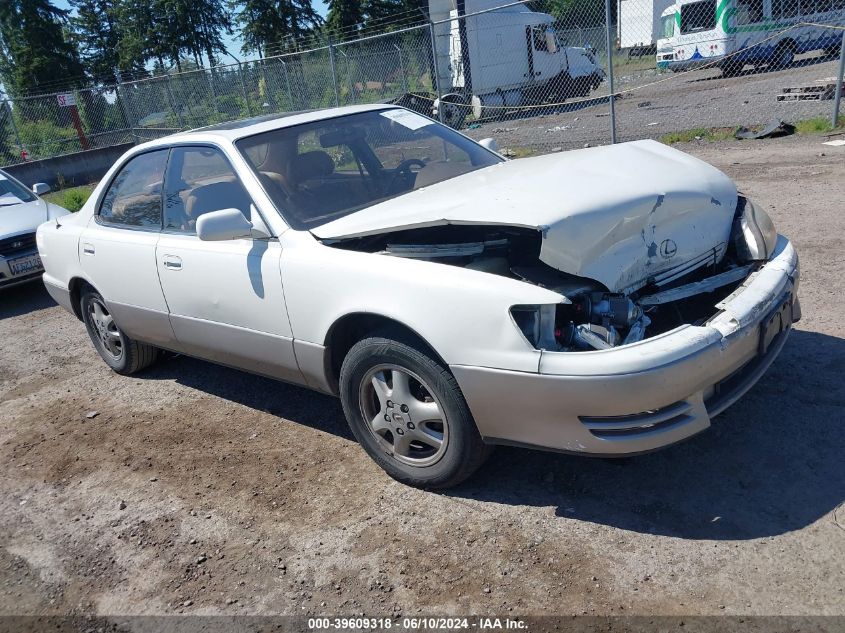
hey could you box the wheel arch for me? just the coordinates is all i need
[778,37,797,52]
[323,312,448,395]
[68,276,96,321]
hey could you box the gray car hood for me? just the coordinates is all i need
[0,198,52,237]
[312,139,738,293]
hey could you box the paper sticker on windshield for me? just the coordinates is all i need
[381,109,431,130]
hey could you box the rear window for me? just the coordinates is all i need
[681,0,717,33]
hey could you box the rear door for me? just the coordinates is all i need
[154,145,301,383]
[79,148,175,346]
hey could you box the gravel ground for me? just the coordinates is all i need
[465,52,844,152]
[1,133,843,619]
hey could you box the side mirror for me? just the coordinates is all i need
[196,208,254,241]
[479,138,500,153]
[545,30,558,54]
[33,183,51,196]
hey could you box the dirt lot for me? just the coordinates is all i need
[465,53,844,152]
[1,134,843,619]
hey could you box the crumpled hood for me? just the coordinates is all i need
[313,139,738,293]
[0,198,50,238]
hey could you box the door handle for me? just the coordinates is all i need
[82,242,95,255]
[162,255,182,270]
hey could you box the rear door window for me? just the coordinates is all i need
[99,149,169,229]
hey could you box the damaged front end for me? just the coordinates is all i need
[325,195,784,353]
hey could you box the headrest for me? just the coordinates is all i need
[186,180,249,218]
[290,151,334,184]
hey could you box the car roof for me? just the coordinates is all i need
[158,103,402,147]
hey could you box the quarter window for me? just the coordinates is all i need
[99,149,169,228]
[163,146,253,234]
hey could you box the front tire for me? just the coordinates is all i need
[81,289,159,375]
[339,334,490,488]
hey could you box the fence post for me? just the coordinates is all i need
[328,37,340,107]
[114,70,134,140]
[165,75,184,129]
[236,62,253,117]
[604,0,617,144]
[337,48,355,104]
[429,20,445,122]
[395,43,409,94]
[208,68,220,116]
[832,32,845,128]
[280,60,294,109]
[3,99,24,157]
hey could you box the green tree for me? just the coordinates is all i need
[325,0,365,40]
[70,0,145,83]
[236,0,322,56]
[182,0,234,66]
[0,0,85,95]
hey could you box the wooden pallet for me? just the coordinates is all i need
[777,83,836,101]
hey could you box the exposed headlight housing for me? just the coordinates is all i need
[733,196,778,261]
[511,304,558,350]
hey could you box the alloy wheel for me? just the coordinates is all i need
[88,298,123,360]
[359,364,450,467]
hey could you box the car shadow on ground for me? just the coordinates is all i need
[449,328,845,541]
[139,328,843,541]
[0,282,56,320]
[143,353,354,441]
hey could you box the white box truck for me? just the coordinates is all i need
[428,0,605,126]
[617,0,676,58]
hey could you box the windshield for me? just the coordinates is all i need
[680,0,716,34]
[659,14,676,39]
[0,172,37,207]
[236,109,502,230]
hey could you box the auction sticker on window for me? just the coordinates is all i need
[380,109,432,130]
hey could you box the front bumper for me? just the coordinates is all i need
[452,235,799,456]
[667,54,726,72]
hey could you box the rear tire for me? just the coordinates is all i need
[339,333,491,488]
[81,289,159,375]
[439,95,468,129]
[772,43,794,70]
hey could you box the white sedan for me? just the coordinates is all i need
[1,170,70,289]
[36,104,799,488]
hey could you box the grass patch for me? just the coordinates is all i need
[660,127,738,144]
[794,115,845,135]
[501,146,538,158]
[43,184,95,213]
[662,115,845,145]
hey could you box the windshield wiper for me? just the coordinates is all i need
[0,202,23,207]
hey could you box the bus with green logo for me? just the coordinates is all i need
[663,0,844,76]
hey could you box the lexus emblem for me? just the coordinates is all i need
[660,239,678,259]
[11,241,23,249]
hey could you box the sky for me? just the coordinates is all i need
[54,0,331,63]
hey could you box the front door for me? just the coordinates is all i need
[155,145,301,383]
[79,148,175,346]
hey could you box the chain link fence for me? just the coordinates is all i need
[1,0,843,170]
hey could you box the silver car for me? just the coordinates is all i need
[1,170,70,290]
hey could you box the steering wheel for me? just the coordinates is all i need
[386,158,426,193]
